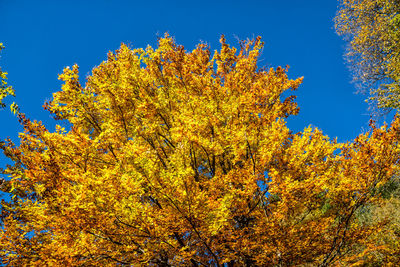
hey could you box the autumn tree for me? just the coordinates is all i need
[335,0,400,111]
[336,2,400,263]
[1,35,400,266]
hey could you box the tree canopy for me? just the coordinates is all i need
[1,35,400,265]
[335,0,400,111]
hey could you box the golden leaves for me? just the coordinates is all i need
[0,44,16,111]
[1,35,400,265]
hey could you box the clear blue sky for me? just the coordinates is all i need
[0,0,377,145]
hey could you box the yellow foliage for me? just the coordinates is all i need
[0,44,17,111]
[336,0,400,111]
[1,35,400,265]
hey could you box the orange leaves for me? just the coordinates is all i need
[2,35,400,265]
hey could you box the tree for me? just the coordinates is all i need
[336,2,400,263]
[1,35,400,266]
[335,0,400,111]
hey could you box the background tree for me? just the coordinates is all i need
[1,35,400,266]
[336,2,400,263]
[335,0,400,111]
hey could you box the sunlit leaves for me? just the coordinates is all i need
[335,0,400,111]
[1,35,400,265]
[0,43,17,112]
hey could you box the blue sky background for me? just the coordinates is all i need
[0,0,383,147]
